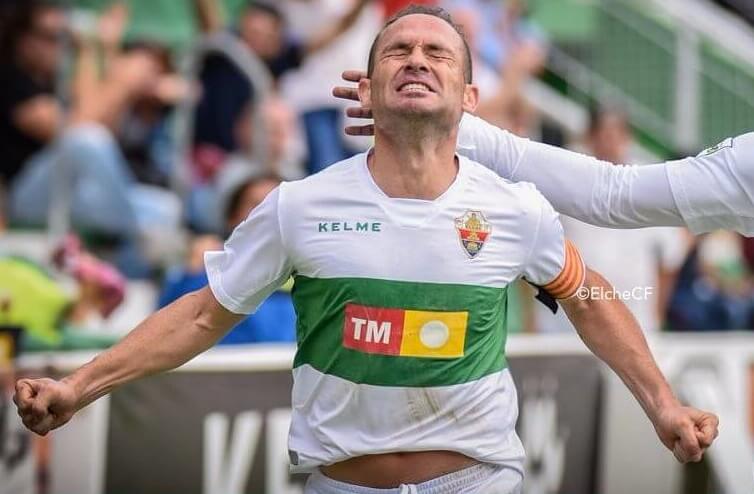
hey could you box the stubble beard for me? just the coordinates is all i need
[375,103,458,144]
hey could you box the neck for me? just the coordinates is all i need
[370,119,460,200]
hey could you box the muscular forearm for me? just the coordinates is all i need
[561,271,679,422]
[64,287,239,411]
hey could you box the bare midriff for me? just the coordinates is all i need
[320,451,479,488]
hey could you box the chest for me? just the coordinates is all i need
[287,200,531,288]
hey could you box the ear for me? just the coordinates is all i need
[462,83,479,113]
[358,77,372,108]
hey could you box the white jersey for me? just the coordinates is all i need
[457,112,754,236]
[205,152,585,473]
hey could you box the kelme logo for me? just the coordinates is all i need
[317,221,382,233]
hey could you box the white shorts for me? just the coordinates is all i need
[304,463,524,494]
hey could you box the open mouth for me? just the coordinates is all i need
[397,82,434,94]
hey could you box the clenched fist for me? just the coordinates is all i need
[653,405,719,463]
[13,378,80,436]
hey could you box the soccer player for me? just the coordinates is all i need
[14,6,718,493]
[335,79,754,238]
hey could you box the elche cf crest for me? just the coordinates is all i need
[454,210,491,258]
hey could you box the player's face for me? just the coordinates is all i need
[362,15,478,125]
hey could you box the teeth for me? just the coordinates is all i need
[400,83,430,92]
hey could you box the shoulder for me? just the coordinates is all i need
[462,157,557,241]
[457,113,530,179]
[463,156,552,214]
[279,152,364,207]
[457,112,529,150]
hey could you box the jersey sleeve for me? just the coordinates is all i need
[666,132,754,235]
[457,112,527,180]
[204,187,293,314]
[522,190,586,299]
[457,112,686,230]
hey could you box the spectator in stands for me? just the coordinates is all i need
[449,5,542,135]
[667,231,754,331]
[279,0,378,173]
[0,2,182,268]
[115,42,184,189]
[193,0,372,175]
[444,0,547,74]
[0,0,63,190]
[382,0,437,18]
[189,95,306,232]
[533,106,688,333]
[160,169,296,344]
[0,234,126,350]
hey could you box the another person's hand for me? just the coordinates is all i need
[505,41,546,77]
[332,70,374,136]
[111,51,162,94]
[153,74,193,105]
[653,405,719,463]
[97,2,129,51]
[13,378,80,436]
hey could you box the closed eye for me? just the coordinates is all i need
[425,44,454,60]
[382,42,412,58]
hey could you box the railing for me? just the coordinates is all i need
[171,31,274,201]
[543,0,754,152]
[44,21,274,238]
[524,79,660,163]
[47,2,80,244]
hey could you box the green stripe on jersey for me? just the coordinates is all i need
[291,276,509,387]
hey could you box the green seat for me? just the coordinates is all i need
[72,0,250,50]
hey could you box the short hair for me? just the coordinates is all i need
[0,0,62,62]
[367,5,473,84]
[224,173,281,224]
[588,104,629,135]
[244,1,283,23]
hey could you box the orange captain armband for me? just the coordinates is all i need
[541,239,586,299]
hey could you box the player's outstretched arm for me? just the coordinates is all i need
[501,131,754,235]
[559,269,719,463]
[14,286,243,436]
[333,70,754,235]
[333,71,684,229]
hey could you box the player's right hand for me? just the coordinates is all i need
[332,70,374,137]
[13,378,80,436]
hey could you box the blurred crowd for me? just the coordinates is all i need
[0,0,752,353]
